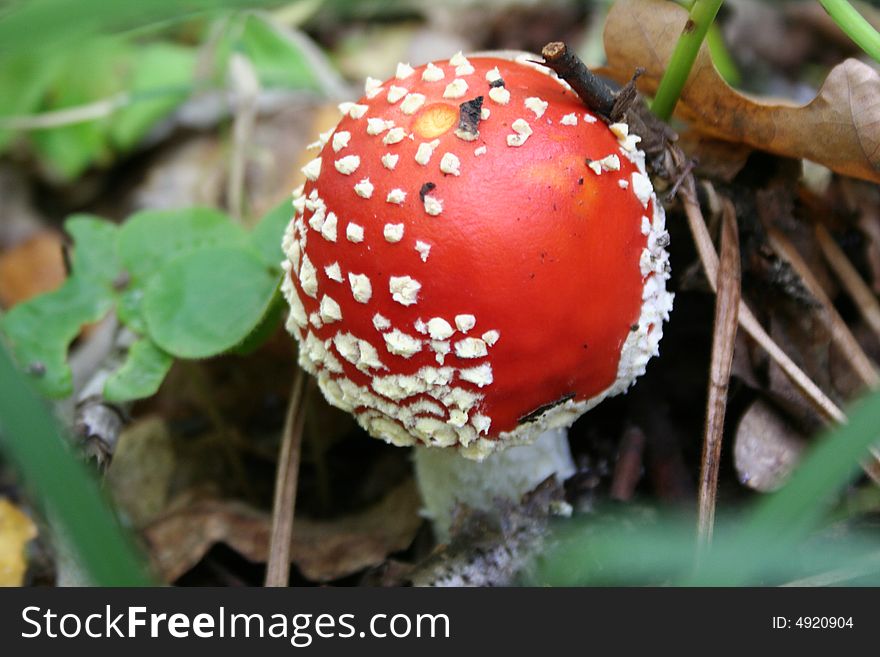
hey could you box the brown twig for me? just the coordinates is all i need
[697,199,741,547]
[815,223,880,344]
[540,42,616,119]
[539,42,676,172]
[264,368,307,587]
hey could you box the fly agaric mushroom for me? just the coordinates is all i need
[281,52,673,538]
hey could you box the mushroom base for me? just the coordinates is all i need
[413,427,576,542]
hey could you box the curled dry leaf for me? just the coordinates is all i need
[603,0,880,184]
[144,479,422,583]
[734,399,806,492]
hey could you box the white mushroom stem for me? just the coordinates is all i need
[412,427,576,542]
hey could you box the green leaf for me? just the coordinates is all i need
[103,337,173,402]
[0,215,119,398]
[109,42,195,151]
[0,279,113,397]
[142,245,278,359]
[115,287,148,335]
[66,214,121,286]
[232,285,284,355]
[116,207,245,330]
[118,207,246,284]
[250,198,293,270]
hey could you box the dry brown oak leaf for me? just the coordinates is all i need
[144,479,422,583]
[603,0,880,184]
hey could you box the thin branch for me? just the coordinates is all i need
[540,41,616,119]
[697,199,740,548]
[0,93,130,130]
[264,368,307,587]
[815,223,880,344]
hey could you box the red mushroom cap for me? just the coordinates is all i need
[282,52,673,459]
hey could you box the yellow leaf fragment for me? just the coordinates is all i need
[0,498,38,587]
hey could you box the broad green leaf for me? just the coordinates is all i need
[118,207,246,284]
[103,337,173,402]
[0,216,119,397]
[116,287,148,335]
[116,208,245,333]
[250,198,293,270]
[109,43,195,151]
[142,245,278,359]
[0,280,114,397]
[65,214,121,286]
[232,285,284,355]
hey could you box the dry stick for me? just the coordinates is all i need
[815,223,880,343]
[0,93,130,130]
[265,368,307,587]
[540,42,616,119]
[697,200,741,547]
[679,178,880,485]
[767,227,880,388]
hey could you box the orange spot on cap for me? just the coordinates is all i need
[413,103,458,139]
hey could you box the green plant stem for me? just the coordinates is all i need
[651,0,725,121]
[706,23,740,86]
[820,0,880,64]
[0,343,153,586]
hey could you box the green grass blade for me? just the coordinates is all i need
[711,388,880,582]
[0,343,154,586]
